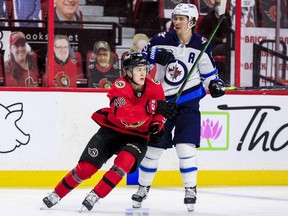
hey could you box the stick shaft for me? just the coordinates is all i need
[173,14,225,103]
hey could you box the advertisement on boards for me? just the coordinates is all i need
[0,92,287,172]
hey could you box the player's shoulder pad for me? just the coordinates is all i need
[151,79,160,85]
[71,58,77,64]
[114,80,126,88]
[157,31,167,38]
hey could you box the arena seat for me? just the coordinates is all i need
[74,51,84,79]
[74,51,87,87]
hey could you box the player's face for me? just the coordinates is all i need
[56,0,79,20]
[131,65,147,87]
[54,39,69,62]
[172,15,189,35]
[96,49,111,69]
[10,43,27,64]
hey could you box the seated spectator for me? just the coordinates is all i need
[4,31,39,87]
[87,41,120,89]
[129,33,157,79]
[14,0,42,27]
[199,0,231,56]
[43,35,77,87]
[130,33,149,53]
[55,0,82,28]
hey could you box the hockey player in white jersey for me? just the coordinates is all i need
[131,3,226,212]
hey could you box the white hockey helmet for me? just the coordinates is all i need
[171,3,199,23]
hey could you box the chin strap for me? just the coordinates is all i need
[125,73,139,86]
[185,20,196,34]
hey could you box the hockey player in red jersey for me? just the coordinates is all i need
[41,52,177,212]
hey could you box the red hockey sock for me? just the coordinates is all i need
[94,151,135,198]
[55,160,98,198]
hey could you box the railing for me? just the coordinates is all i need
[252,39,288,87]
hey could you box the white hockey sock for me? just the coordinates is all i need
[138,146,164,186]
[176,143,198,188]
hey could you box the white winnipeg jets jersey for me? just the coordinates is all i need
[144,31,218,104]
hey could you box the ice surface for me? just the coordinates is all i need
[1,186,288,216]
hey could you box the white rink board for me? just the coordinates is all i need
[0,91,287,171]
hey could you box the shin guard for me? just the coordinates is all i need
[55,160,98,198]
[94,151,135,198]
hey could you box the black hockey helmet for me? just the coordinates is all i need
[122,52,148,74]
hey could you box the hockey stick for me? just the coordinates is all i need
[222,86,288,91]
[173,0,227,103]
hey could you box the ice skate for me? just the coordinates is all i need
[131,185,150,208]
[184,186,197,212]
[41,191,61,209]
[79,190,100,212]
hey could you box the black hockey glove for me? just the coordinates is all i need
[147,47,175,66]
[147,100,177,120]
[208,79,226,98]
[148,122,164,144]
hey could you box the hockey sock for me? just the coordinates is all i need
[55,160,98,198]
[94,150,135,198]
[176,144,198,187]
[138,146,164,186]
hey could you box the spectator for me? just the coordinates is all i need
[43,35,77,87]
[55,0,82,28]
[14,0,41,27]
[87,41,120,89]
[129,33,158,79]
[200,0,231,56]
[130,33,149,53]
[4,31,39,87]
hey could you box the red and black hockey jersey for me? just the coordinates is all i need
[92,76,166,139]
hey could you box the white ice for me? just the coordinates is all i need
[0,186,288,216]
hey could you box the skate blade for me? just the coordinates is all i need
[186,204,194,212]
[132,200,142,208]
[79,205,89,213]
[40,203,49,210]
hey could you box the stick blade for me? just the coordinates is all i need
[219,0,227,16]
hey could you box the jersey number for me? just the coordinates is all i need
[114,97,126,107]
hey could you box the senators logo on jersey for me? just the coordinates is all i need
[121,120,146,128]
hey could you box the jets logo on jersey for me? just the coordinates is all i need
[158,32,167,38]
[164,60,188,86]
[201,36,207,44]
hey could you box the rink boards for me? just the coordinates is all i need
[0,90,288,187]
